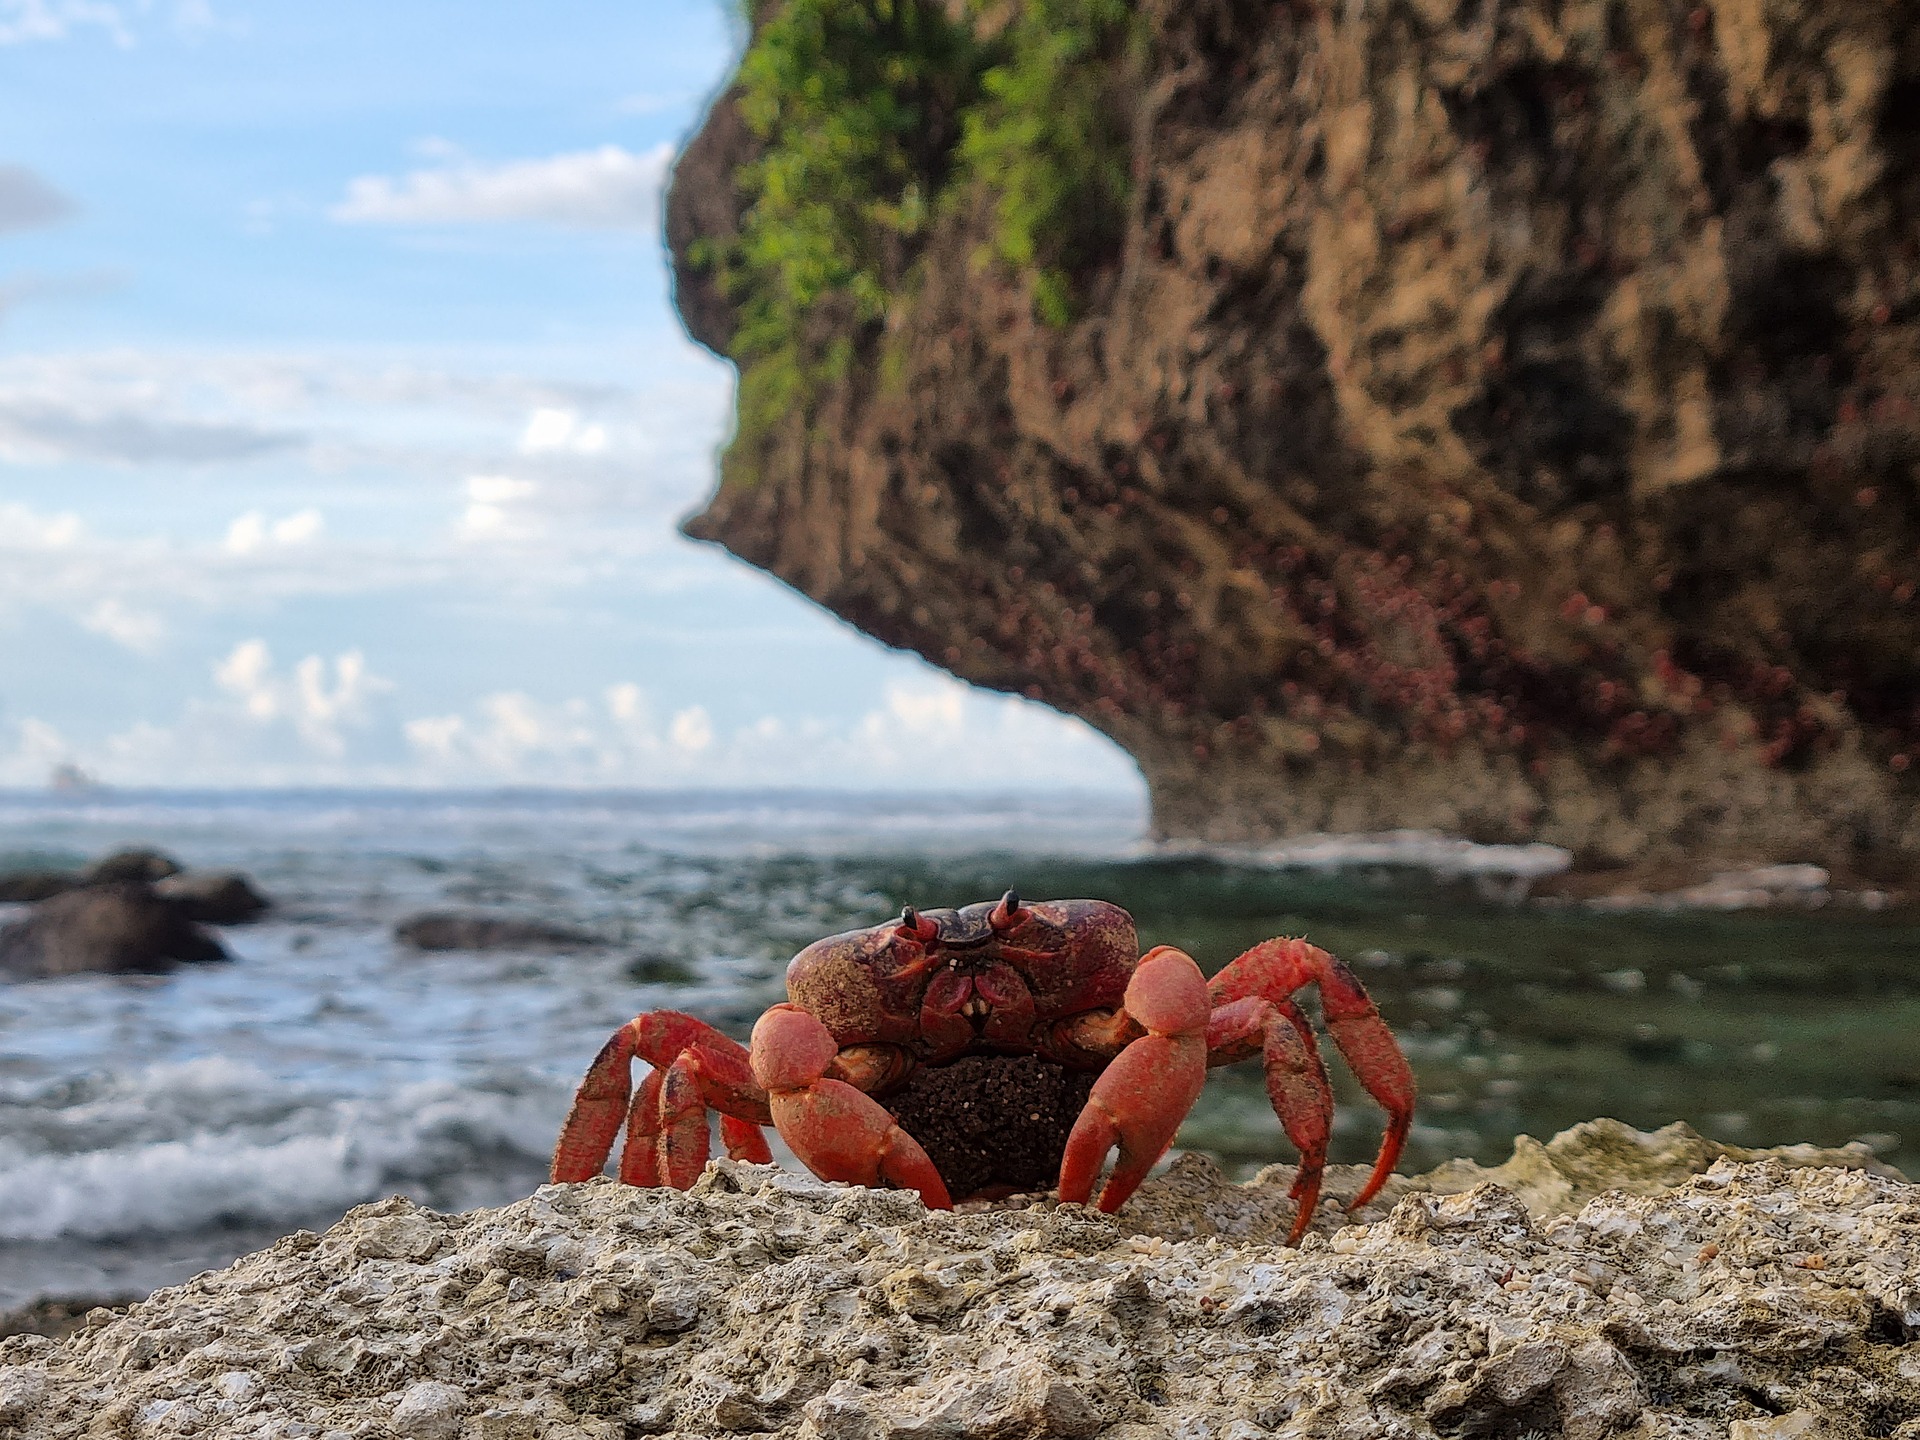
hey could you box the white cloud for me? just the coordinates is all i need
[0,716,72,785]
[400,674,1136,790]
[519,407,607,456]
[224,507,324,555]
[213,639,391,755]
[404,691,600,773]
[81,597,165,652]
[0,0,212,45]
[0,0,130,45]
[331,144,672,231]
[458,473,540,541]
[0,502,83,548]
[213,638,278,719]
[0,164,74,233]
[668,705,713,754]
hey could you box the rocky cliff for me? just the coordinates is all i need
[670,0,1920,872]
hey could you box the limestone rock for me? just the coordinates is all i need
[672,0,1920,871]
[1413,1116,1906,1216]
[5,1130,1916,1439]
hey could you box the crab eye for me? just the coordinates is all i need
[895,906,938,941]
[989,890,1029,931]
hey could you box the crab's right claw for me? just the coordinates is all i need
[1058,946,1209,1213]
[751,1005,951,1208]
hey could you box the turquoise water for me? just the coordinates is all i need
[743,852,1920,1180]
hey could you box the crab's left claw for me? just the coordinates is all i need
[1058,946,1209,1213]
[1209,937,1417,1220]
[750,1005,952,1208]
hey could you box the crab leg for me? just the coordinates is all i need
[550,1012,773,1185]
[1206,995,1334,1242]
[1058,946,1210,1213]
[749,1004,952,1208]
[1208,938,1416,1213]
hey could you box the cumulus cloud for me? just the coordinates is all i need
[81,597,165,652]
[213,639,391,755]
[458,474,540,541]
[401,674,1135,790]
[0,502,83,548]
[519,407,607,456]
[0,164,74,233]
[0,0,212,46]
[0,715,72,785]
[331,144,672,230]
[224,508,324,555]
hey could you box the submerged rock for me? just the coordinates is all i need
[0,872,75,905]
[151,870,271,925]
[395,911,604,953]
[0,883,228,980]
[79,848,182,885]
[4,1124,1914,1438]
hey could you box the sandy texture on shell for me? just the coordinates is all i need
[3,1127,1917,1440]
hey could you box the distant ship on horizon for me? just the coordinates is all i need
[48,763,104,794]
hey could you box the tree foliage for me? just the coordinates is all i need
[705,0,1141,443]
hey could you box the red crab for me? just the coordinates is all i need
[551,894,1415,1242]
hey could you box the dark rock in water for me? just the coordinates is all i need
[81,849,182,885]
[154,870,270,925]
[626,952,699,985]
[395,912,602,953]
[0,871,77,904]
[0,883,228,980]
[887,1054,1096,1199]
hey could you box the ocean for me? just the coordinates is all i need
[1,789,1914,1313]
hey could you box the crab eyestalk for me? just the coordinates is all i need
[895,906,939,941]
[989,889,1028,931]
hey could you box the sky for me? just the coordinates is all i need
[0,0,1140,792]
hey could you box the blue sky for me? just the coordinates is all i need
[0,0,1139,791]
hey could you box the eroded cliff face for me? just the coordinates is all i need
[672,0,1920,871]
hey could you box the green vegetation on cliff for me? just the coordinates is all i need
[707,0,1139,440]
[959,0,1136,327]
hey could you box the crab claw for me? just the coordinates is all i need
[1058,946,1209,1213]
[750,1005,951,1208]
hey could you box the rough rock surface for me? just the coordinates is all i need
[672,0,1920,872]
[0,883,228,981]
[6,1128,1915,1439]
